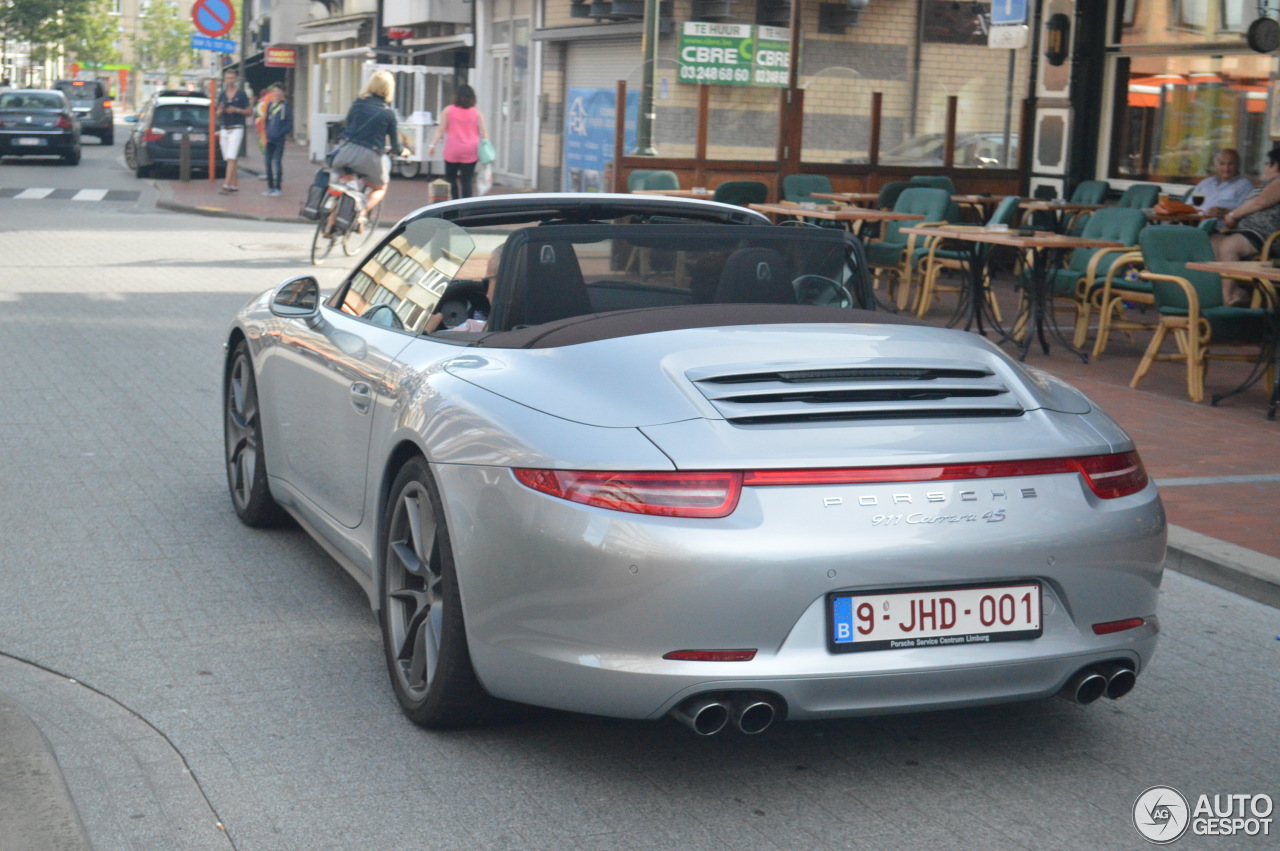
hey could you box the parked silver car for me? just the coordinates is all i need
[224,193,1164,734]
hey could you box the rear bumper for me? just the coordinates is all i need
[0,131,77,155]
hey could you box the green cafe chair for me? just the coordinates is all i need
[913,194,1021,318]
[712,180,768,207]
[1117,183,1161,209]
[864,186,951,310]
[782,174,834,204]
[1064,179,1111,236]
[1130,226,1274,402]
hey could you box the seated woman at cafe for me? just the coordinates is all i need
[1211,147,1280,306]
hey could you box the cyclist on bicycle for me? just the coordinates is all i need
[327,70,408,229]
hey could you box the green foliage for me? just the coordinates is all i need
[67,0,122,68]
[0,0,93,62]
[133,0,196,74]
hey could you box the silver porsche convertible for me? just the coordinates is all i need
[224,193,1166,735]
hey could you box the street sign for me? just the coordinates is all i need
[990,0,1028,26]
[192,0,236,38]
[264,47,298,67]
[192,34,236,53]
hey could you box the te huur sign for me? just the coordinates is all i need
[677,22,790,88]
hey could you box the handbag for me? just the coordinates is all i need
[478,138,496,165]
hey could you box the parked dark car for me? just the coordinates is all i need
[846,132,1020,168]
[125,91,224,178]
[0,89,81,164]
[54,78,114,144]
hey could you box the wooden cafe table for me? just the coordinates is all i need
[811,191,881,205]
[1185,259,1280,419]
[749,202,924,234]
[902,225,1124,361]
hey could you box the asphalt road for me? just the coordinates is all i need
[0,149,1277,850]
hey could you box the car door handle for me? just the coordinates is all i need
[350,382,372,414]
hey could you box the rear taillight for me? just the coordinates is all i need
[56,115,72,129]
[742,451,1148,500]
[102,99,113,108]
[513,469,743,518]
[144,128,166,142]
[514,451,1148,519]
[1074,451,1148,499]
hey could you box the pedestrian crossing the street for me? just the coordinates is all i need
[0,187,141,202]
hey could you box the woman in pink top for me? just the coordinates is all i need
[428,84,489,199]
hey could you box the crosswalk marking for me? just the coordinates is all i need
[0,188,140,202]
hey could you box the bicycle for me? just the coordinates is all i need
[310,170,383,265]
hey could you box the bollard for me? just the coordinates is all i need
[428,178,451,205]
[179,131,191,182]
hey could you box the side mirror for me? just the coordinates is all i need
[270,275,322,325]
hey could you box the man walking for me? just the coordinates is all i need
[262,83,292,197]
[216,69,251,194]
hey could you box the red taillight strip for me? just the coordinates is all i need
[513,469,743,518]
[663,649,757,662]
[743,451,1148,500]
[1093,617,1146,635]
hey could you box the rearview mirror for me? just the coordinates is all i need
[270,275,321,325]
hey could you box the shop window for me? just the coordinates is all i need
[1173,0,1209,31]
[1110,54,1270,183]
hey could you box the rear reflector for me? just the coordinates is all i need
[513,469,743,518]
[663,649,757,662]
[1092,617,1146,635]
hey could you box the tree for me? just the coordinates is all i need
[0,0,93,65]
[133,0,195,76]
[67,0,121,68]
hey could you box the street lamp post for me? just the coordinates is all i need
[633,0,659,155]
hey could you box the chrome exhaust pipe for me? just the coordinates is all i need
[732,695,776,735]
[1059,668,1107,705]
[1095,662,1137,700]
[670,696,730,736]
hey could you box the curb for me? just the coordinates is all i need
[156,197,308,224]
[0,695,91,850]
[1165,524,1280,609]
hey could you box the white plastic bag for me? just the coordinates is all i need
[475,163,493,196]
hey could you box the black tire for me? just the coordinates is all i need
[64,147,80,165]
[342,200,382,256]
[124,140,137,170]
[311,217,338,265]
[224,341,288,527]
[101,130,114,146]
[135,162,150,179]
[380,457,507,728]
[395,160,420,179]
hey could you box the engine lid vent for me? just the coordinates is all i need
[688,361,1025,424]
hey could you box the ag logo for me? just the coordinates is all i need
[1134,785,1190,844]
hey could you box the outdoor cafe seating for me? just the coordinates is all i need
[864,186,951,310]
[912,194,1020,318]
[1130,226,1275,402]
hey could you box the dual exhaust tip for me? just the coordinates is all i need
[1059,662,1137,705]
[670,692,780,736]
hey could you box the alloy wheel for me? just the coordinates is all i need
[384,484,443,700]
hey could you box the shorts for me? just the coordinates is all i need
[1238,229,1265,252]
[329,141,389,187]
[218,126,244,161]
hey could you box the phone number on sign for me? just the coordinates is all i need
[679,66,750,83]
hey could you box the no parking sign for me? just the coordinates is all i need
[192,0,235,38]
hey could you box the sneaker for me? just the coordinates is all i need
[271,188,283,196]
[262,189,274,196]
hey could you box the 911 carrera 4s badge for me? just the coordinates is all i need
[828,581,1043,652]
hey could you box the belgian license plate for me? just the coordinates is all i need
[16,137,44,146]
[189,133,207,142]
[828,581,1041,653]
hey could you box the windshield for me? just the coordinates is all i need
[153,104,210,126]
[488,224,868,333]
[0,93,63,110]
[337,217,479,332]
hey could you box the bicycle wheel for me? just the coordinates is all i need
[311,216,339,265]
[343,200,383,256]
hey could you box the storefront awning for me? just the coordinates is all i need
[296,15,372,45]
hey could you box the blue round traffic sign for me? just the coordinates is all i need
[192,0,235,38]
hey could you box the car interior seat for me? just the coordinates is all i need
[714,247,794,304]
[523,241,593,325]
